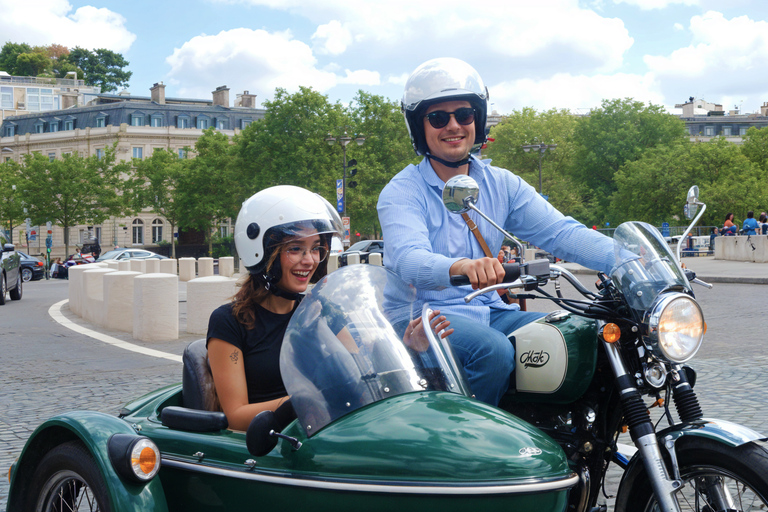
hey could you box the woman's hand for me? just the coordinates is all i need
[403,310,453,352]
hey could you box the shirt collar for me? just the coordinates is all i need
[418,155,488,190]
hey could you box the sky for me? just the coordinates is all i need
[2,0,768,115]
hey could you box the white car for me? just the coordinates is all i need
[96,249,168,262]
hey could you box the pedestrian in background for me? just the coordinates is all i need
[722,213,737,236]
[742,211,759,236]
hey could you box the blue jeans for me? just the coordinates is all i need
[443,310,546,405]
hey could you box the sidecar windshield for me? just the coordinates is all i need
[610,221,692,313]
[280,265,471,437]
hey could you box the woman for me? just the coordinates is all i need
[759,213,768,235]
[722,212,737,236]
[208,186,451,430]
[206,185,341,430]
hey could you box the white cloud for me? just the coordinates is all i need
[312,20,352,55]
[165,28,379,102]
[674,22,685,30]
[0,0,135,53]
[612,0,699,8]
[490,72,665,113]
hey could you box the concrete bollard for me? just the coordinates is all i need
[186,276,237,334]
[198,257,214,278]
[82,268,117,325]
[103,271,141,332]
[129,259,146,273]
[105,261,119,270]
[117,260,131,271]
[328,254,339,273]
[67,264,92,317]
[218,257,234,277]
[159,258,177,275]
[145,259,160,274]
[179,258,196,282]
[133,273,178,342]
[347,253,361,265]
[368,253,382,266]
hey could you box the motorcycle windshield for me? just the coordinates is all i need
[280,265,471,437]
[610,222,692,314]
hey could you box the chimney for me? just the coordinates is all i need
[150,82,166,104]
[61,92,79,109]
[212,85,230,107]
[236,90,257,108]
[761,102,768,117]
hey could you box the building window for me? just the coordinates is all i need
[5,124,15,137]
[94,227,102,243]
[132,147,143,159]
[28,88,40,111]
[40,89,54,110]
[96,148,104,160]
[64,119,74,131]
[35,122,44,133]
[132,219,144,245]
[48,152,56,162]
[704,126,714,136]
[220,224,229,237]
[197,116,210,129]
[150,115,163,127]
[740,127,748,136]
[722,126,731,136]
[178,148,187,159]
[241,119,252,129]
[49,121,59,132]
[131,114,144,126]
[152,219,163,243]
[1,87,12,109]
[177,115,190,129]
[216,118,228,130]
[96,116,106,128]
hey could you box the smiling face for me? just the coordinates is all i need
[422,99,476,166]
[277,233,323,295]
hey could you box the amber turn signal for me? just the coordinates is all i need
[600,323,621,343]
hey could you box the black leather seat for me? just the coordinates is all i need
[182,339,221,412]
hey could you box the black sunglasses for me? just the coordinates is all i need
[424,107,476,129]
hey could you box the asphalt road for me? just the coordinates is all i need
[1,276,766,510]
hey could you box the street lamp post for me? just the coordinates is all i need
[521,142,557,195]
[325,131,365,218]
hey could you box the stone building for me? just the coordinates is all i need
[1,81,265,259]
[675,97,768,142]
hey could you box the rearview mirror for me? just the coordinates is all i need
[684,185,699,220]
[442,175,479,214]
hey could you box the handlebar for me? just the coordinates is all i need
[449,260,551,287]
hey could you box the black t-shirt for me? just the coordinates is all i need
[206,302,295,404]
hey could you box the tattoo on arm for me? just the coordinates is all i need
[229,349,239,364]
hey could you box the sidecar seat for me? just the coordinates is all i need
[181,339,222,412]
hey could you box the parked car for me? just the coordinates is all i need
[18,251,45,282]
[0,232,23,305]
[338,239,384,266]
[96,248,168,262]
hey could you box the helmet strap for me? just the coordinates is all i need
[426,152,471,169]
[264,280,303,302]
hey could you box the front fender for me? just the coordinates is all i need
[615,418,767,509]
[8,410,168,512]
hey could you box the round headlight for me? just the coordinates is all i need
[108,434,161,483]
[645,293,704,363]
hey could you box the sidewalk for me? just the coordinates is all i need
[558,256,768,285]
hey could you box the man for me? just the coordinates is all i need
[377,58,616,405]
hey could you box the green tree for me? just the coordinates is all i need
[0,42,33,75]
[128,149,185,258]
[17,147,129,256]
[486,107,589,221]
[234,86,346,201]
[740,126,768,173]
[0,160,26,244]
[14,50,50,76]
[569,98,688,221]
[67,47,132,92]
[346,91,417,238]
[177,129,240,255]
[611,138,763,226]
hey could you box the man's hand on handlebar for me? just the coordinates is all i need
[449,257,506,290]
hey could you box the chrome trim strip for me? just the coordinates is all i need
[162,457,578,495]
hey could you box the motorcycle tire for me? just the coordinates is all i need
[619,437,768,512]
[25,440,111,512]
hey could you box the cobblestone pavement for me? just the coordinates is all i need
[1,278,766,510]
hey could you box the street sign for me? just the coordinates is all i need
[342,217,350,244]
[46,235,53,249]
[662,222,670,237]
[336,179,344,213]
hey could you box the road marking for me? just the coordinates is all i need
[49,299,182,363]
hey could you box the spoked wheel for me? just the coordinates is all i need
[22,267,33,282]
[621,438,768,512]
[28,441,110,512]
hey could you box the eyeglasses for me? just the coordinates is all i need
[283,245,328,263]
[424,107,476,129]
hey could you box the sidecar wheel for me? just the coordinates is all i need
[26,441,111,512]
[621,437,768,512]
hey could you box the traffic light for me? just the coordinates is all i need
[347,159,358,188]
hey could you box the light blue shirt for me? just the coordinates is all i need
[743,217,759,235]
[377,156,616,324]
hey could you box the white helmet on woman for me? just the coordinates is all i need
[402,57,490,157]
[235,185,342,283]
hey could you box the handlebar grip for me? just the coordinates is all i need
[450,263,522,287]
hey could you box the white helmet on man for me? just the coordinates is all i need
[234,185,342,283]
[402,57,489,157]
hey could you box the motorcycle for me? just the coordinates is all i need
[441,176,768,512]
